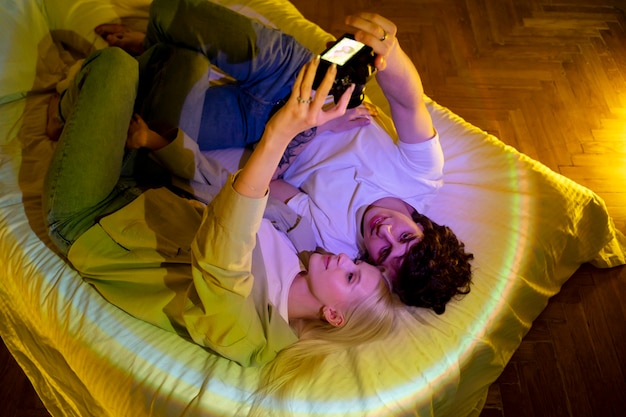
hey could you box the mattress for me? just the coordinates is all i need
[1,0,625,416]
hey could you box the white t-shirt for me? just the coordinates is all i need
[283,120,443,259]
[257,219,304,322]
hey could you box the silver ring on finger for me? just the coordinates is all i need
[297,96,313,104]
[380,29,388,42]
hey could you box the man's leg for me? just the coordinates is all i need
[43,47,141,256]
[143,0,313,149]
[135,44,211,143]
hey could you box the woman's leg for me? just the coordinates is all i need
[143,0,313,149]
[43,47,141,256]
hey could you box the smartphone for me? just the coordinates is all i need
[320,36,368,66]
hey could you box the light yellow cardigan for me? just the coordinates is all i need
[68,134,297,367]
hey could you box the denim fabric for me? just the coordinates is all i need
[43,0,313,255]
[43,48,144,256]
[140,0,314,149]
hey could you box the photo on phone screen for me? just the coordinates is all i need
[321,37,366,66]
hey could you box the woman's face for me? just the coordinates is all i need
[361,198,423,282]
[307,252,383,318]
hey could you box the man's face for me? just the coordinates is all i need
[362,198,423,282]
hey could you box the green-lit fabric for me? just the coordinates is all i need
[69,176,297,367]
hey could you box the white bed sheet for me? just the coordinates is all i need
[1,0,625,416]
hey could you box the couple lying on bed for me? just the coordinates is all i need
[43,0,472,396]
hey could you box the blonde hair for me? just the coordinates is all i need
[247,276,397,414]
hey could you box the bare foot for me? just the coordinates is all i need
[46,93,63,141]
[94,23,146,56]
[126,114,169,150]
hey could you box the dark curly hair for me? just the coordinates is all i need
[393,211,473,314]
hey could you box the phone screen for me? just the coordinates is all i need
[321,37,365,66]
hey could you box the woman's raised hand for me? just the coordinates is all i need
[264,56,355,143]
[234,58,354,198]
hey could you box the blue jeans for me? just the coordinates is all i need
[43,0,312,255]
[138,0,313,149]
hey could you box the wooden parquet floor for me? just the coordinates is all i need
[2,0,625,416]
[289,0,626,416]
